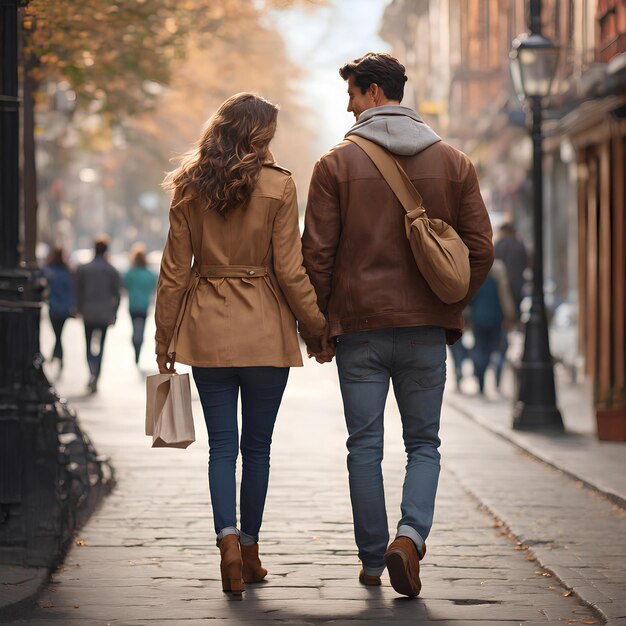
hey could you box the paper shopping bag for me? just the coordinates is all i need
[145,373,195,449]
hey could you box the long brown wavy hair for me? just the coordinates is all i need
[163,93,279,216]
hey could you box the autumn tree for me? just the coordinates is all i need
[100,13,320,252]
[27,0,321,252]
[25,0,318,122]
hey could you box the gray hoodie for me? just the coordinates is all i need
[345,105,441,156]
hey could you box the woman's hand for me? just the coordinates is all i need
[307,334,335,364]
[156,353,176,374]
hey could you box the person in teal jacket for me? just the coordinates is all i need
[123,244,157,364]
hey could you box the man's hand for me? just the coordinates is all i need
[307,335,335,364]
[156,353,176,374]
[313,349,335,364]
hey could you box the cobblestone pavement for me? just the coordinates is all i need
[7,311,613,624]
[446,332,626,509]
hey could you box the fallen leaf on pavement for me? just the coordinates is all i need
[563,591,573,597]
[39,601,54,608]
[75,539,87,547]
[526,556,536,561]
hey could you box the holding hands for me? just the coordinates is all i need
[306,334,335,364]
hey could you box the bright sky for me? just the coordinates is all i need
[271,0,391,153]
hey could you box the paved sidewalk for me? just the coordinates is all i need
[447,367,626,508]
[0,568,47,621]
[442,405,626,625]
[444,352,626,625]
[2,310,618,624]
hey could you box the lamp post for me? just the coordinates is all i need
[509,0,564,431]
[0,0,111,568]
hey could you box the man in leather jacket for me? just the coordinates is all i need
[301,53,493,597]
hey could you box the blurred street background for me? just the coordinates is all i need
[23,0,626,422]
[1,0,626,623]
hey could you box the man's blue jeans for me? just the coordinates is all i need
[84,323,108,380]
[336,326,446,576]
[192,366,289,545]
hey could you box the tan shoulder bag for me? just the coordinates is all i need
[346,135,470,305]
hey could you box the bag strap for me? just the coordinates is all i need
[346,135,424,214]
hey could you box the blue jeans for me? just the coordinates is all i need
[50,314,68,361]
[129,310,147,364]
[449,338,469,386]
[84,323,108,380]
[192,366,289,544]
[472,325,503,393]
[336,326,446,576]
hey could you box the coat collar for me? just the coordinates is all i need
[262,150,276,166]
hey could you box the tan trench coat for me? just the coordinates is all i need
[154,161,327,367]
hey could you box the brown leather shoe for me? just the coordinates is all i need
[219,535,245,595]
[358,569,381,586]
[384,537,424,597]
[241,543,267,583]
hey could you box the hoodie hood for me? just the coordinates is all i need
[345,105,441,156]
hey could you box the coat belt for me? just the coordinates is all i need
[196,264,268,278]
[167,264,275,356]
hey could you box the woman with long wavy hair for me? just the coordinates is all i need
[155,93,327,596]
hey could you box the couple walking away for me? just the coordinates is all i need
[154,52,493,598]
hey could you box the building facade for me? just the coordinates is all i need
[560,0,626,439]
[380,0,626,439]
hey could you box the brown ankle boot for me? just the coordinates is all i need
[241,543,267,583]
[219,535,245,594]
[358,568,381,586]
[384,537,424,597]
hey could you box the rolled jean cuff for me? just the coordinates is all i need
[216,526,239,546]
[397,524,425,558]
[240,531,258,547]
[362,563,386,577]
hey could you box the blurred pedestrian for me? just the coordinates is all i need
[494,222,528,386]
[75,236,121,393]
[42,246,76,372]
[470,259,516,395]
[155,93,327,596]
[123,244,157,365]
[449,309,471,391]
[494,222,528,314]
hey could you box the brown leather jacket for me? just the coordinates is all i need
[155,161,327,367]
[301,139,493,345]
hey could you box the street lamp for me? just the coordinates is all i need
[509,0,564,431]
[0,0,111,567]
